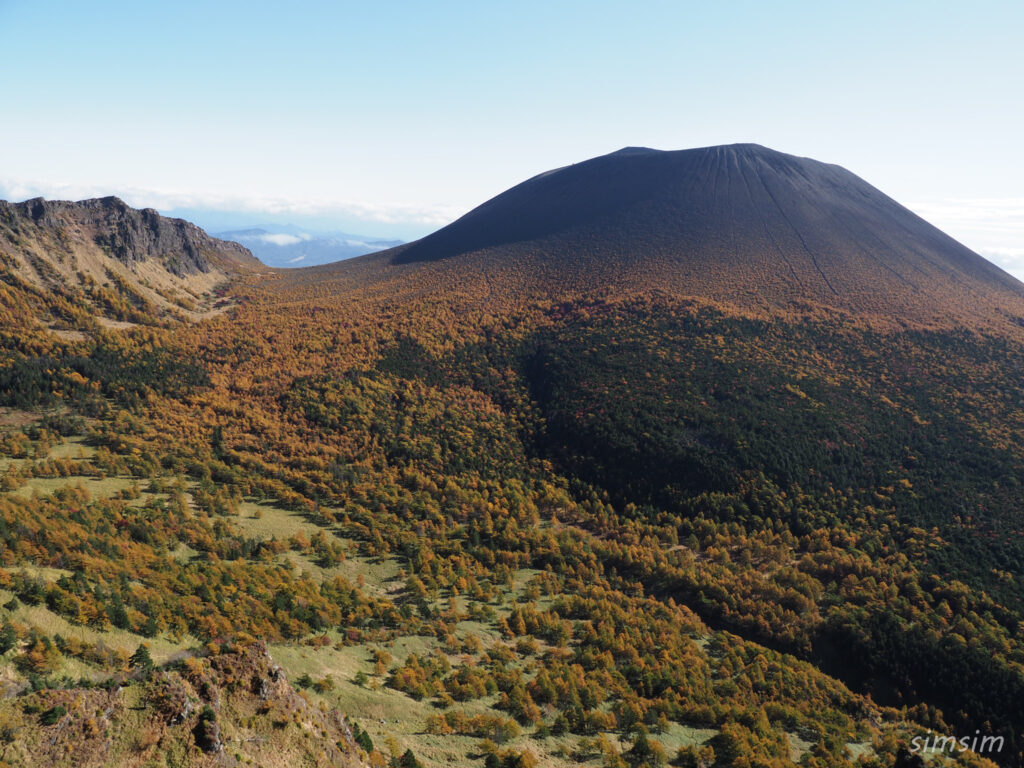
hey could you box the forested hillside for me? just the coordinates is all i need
[1,148,1023,768]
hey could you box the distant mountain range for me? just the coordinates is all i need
[215,226,402,268]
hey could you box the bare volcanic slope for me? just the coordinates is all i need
[371,144,1024,326]
[0,196,261,329]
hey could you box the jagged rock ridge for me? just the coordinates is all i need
[0,195,261,329]
[3,196,258,276]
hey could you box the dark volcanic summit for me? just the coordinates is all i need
[384,144,1024,325]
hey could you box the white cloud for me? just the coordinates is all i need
[981,246,1024,258]
[910,198,1024,232]
[286,255,306,263]
[908,197,1024,280]
[258,233,304,246]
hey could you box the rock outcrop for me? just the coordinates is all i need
[0,195,262,329]
[1,196,258,276]
[0,640,365,767]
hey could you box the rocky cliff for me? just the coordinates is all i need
[1,196,259,276]
[0,196,262,331]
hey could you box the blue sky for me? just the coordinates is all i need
[1,1,1022,271]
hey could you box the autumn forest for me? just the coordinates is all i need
[2,146,1024,768]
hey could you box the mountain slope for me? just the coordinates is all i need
[235,145,1024,765]
[0,196,260,331]
[373,144,1024,327]
[3,148,1022,768]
